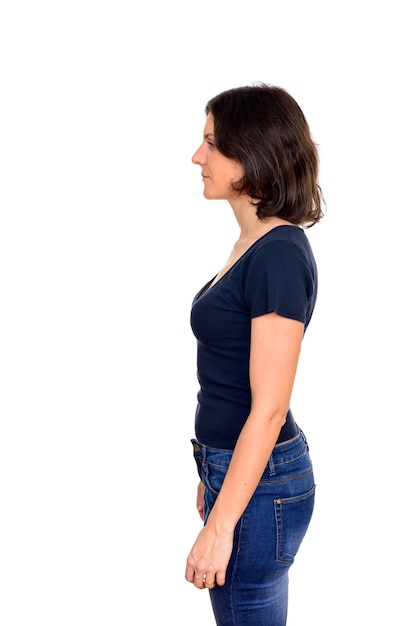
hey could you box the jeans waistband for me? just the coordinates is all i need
[192,427,309,467]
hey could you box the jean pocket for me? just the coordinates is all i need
[205,460,228,496]
[200,464,225,523]
[274,484,316,563]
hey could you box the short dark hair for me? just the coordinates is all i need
[205,83,325,227]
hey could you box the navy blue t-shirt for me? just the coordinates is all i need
[190,225,318,449]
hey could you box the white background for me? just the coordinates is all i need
[1,1,417,624]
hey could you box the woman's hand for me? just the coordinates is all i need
[185,523,233,589]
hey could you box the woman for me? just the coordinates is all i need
[185,83,325,626]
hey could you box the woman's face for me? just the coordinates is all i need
[192,113,244,202]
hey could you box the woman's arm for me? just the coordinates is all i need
[185,312,304,589]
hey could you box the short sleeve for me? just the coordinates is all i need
[244,241,314,324]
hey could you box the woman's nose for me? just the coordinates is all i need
[192,144,205,165]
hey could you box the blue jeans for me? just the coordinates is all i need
[191,430,315,626]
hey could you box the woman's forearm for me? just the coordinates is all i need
[205,410,287,534]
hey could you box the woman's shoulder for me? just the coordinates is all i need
[243,226,316,274]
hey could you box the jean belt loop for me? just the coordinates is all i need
[268,454,276,476]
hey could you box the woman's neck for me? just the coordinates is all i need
[230,197,293,243]
[236,215,294,244]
